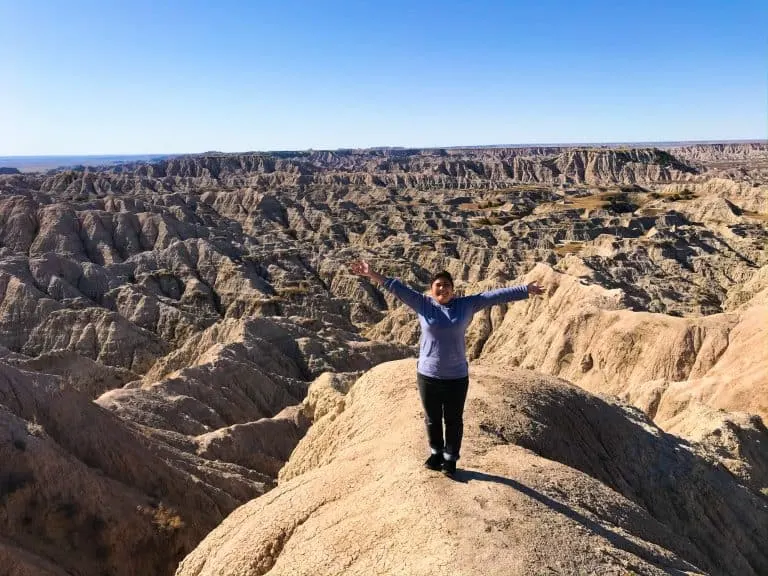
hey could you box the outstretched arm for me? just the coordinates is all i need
[349,260,426,313]
[465,281,544,314]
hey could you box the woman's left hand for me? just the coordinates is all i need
[527,282,544,296]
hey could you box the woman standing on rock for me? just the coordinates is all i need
[350,260,543,477]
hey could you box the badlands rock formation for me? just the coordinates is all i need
[0,361,262,576]
[177,360,768,576]
[1,142,766,575]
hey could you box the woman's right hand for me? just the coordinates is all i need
[350,260,385,284]
[350,260,372,277]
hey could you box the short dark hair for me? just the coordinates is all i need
[430,270,454,287]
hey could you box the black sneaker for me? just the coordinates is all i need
[424,453,444,471]
[441,459,457,477]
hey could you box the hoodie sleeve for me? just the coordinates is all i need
[382,277,427,314]
[464,284,528,314]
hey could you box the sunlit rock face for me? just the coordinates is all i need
[1,142,767,575]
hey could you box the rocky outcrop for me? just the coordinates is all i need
[667,142,768,182]
[6,350,137,398]
[103,317,404,423]
[23,307,167,373]
[194,406,310,477]
[177,360,768,576]
[661,403,768,495]
[13,148,699,192]
[472,265,768,425]
[0,362,269,576]
[669,142,768,163]
[660,178,768,213]
[1,314,410,576]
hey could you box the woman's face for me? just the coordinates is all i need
[431,279,454,305]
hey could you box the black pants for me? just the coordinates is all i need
[417,373,470,460]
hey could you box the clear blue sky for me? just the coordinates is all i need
[1,0,766,155]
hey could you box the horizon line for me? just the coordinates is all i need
[2,138,767,159]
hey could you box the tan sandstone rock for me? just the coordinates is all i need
[177,360,768,576]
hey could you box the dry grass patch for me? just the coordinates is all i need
[646,189,698,202]
[279,281,312,297]
[490,184,551,194]
[150,504,185,533]
[542,191,618,212]
[456,196,511,211]
[743,210,768,222]
[638,207,665,216]
[554,242,584,255]
[470,214,513,227]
